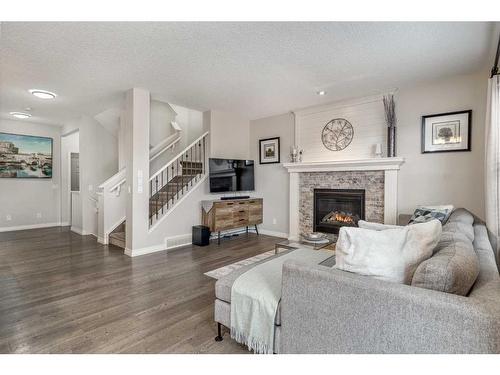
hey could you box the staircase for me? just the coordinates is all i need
[98,131,209,249]
[109,221,126,248]
[149,161,202,220]
[148,134,208,227]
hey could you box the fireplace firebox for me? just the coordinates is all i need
[313,189,365,234]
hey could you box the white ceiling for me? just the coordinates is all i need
[0,22,495,126]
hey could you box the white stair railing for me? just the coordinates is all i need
[97,168,127,244]
[149,121,182,162]
[97,120,183,243]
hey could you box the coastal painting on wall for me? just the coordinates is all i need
[259,137,280,164]
[421,110,472,153]
[0,132,53,178]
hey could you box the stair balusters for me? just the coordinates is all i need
[148,131,208,227]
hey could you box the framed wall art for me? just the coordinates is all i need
[259,137,280,164]
[421,110,471,153]
[0,132,53,178]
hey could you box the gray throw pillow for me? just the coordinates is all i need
[408,205,454,225]
[411,231,479,296]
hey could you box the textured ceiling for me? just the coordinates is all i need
[0,22,495,126]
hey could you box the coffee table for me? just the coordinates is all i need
[274,238,335,254]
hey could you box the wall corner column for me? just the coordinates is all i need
[124,88,151,255]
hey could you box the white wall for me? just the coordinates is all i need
[171,103,204,151]
[295,95,386,161]
[150,100,176,148]
[247,70,488,238]
[62,115,119,235]
[208,110,250,159]
[397,71,487,218]
[250,113,294,236]
[118,113,126,170]
[0,119,62,230]
[60,130,79,225]
[149,101,205,174]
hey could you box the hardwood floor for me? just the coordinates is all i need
[0,226,280,353]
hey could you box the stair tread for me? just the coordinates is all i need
[148,165,204,218]
[109,232,125,240]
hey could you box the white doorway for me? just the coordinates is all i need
[60,130,79,226]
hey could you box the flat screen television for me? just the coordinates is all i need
[209,158,255,193]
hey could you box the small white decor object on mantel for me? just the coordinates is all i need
[290,145,303,163]
[335,219,442,284]
[374,143,383,158]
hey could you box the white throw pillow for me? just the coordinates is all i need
[357,220,401,231]
[335,219,442,284]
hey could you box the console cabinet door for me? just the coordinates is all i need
[248,199,263,225]
[214,202,235,231]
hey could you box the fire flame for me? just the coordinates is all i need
[322,211,357,225]
[334,213,355,224]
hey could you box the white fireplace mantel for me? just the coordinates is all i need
[283,157,405,173]
[284,157,405,241]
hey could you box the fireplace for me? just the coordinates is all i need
[313,189,365,234]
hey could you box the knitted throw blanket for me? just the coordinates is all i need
[230,248,332,354]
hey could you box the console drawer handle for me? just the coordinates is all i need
[239,219,245,221]
[239,210,245,213]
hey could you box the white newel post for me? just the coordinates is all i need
[283,158,404,238]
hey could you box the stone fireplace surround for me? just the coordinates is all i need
[284,158,404,241]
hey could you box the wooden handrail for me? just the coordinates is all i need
[149,131,209,182]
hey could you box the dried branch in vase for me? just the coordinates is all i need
[383,94,397,128]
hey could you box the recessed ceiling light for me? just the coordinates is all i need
[29,89,57,99]
[10,112,32,119]
[316,90,327,96]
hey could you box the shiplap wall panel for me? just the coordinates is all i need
[295,95,387,162]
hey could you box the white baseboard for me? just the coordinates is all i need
[97,236,106,244]
[60,222,70,227]
[124,244,168,257]
[165,233,192,249]
[124,234,192,257]
[0,222,62,232]
[70,226,90,235]
[258,228,289,239]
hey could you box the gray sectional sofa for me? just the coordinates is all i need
[214,209,500,353]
